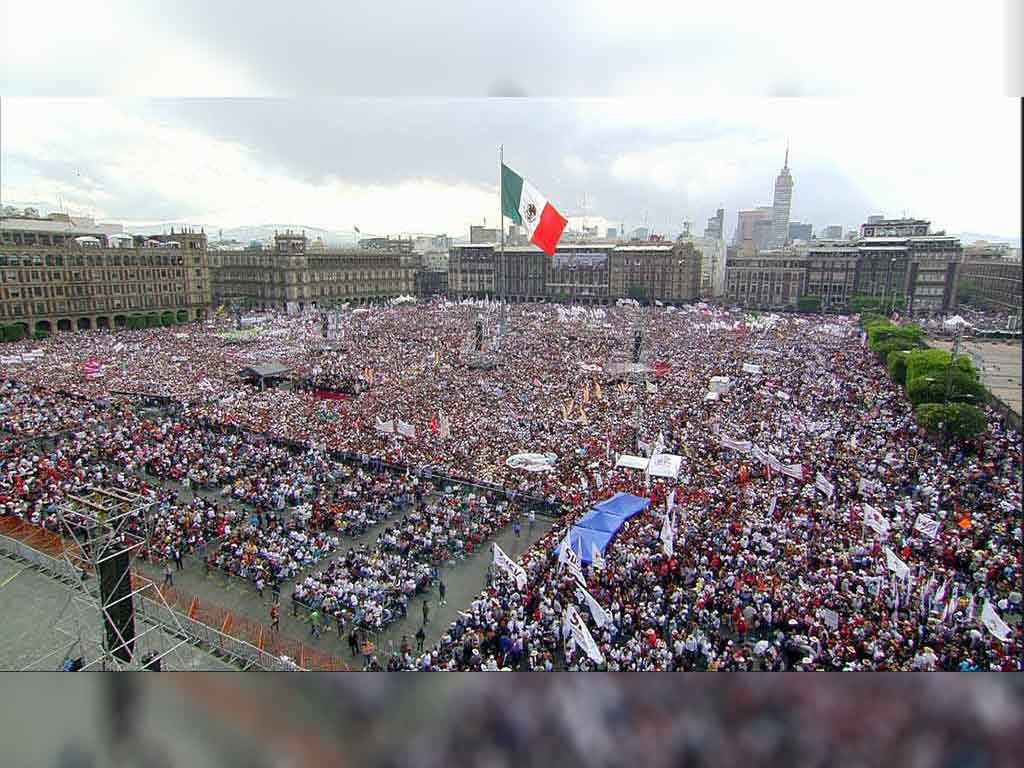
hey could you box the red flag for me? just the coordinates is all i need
[430,414,439,434]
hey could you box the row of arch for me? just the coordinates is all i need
[31,308,203,336]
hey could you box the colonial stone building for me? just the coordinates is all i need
[210,231,417,309]
[958,253,1023,315]
[0,218,211,336]
[724,219,964,315]
[448,241,702,304]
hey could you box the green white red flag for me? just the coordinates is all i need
[501,162,567,256]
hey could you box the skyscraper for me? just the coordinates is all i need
[704,207,725,240]
[770,146,794,248]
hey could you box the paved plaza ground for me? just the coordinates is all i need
[932,338,1022,416]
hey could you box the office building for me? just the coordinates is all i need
[821,225,844,240]
[733,207,774,248]
[704,208,725,240]
[788,222,813,242]
[0,214,211,335]
[449,242,701,304]
[469,225,499,244]
[957,250,1022,315]
[770,148,794,248]
[859,217,930,238]
[724,218,963,314]
[210,231,416,309]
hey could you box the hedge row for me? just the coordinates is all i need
[860,315,987,441]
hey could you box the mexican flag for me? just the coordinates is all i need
[501,163,567,256]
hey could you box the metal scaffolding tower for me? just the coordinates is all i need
[26,487,196,671]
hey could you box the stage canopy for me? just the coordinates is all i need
[593,492,651,520]
[556,493,651,564]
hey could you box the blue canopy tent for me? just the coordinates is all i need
[554,493,652,564]
[555,527,615,564]
[592,492,650,520]
[575,509,627,533]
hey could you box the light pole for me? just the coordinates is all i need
[941,327,963,447]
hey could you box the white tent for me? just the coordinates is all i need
[944,315,973,329]
[709,376,731,394]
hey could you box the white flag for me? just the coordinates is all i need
[980,600,1012,642]
[660,512,674,557]
[666,489,676,515]
[439,411,451,439]
[590,541,606,571]
[863,504,890,537]
[558,531,584,581]
[913,513,941,540]
[768,495,778,517]
[884,546,909,580]
[815,473,834,499]
[646,381,658,395]
[374,417,395,434]
[492,543,527,590]
[396,420,417,438]
[566,605,605,664]
[575,584,613,629]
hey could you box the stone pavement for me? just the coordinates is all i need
[932,338,1022,415]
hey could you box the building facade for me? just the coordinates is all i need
[788,222,813,242]
[724,220,964,314]
[0,218,211,336]
[770,149,794,248]
[821,225,844,240]
[210,231,416,309]
[733,207,774,248]
[449,242,702,304]
[704,207,725,240]
[958,256,1023,314]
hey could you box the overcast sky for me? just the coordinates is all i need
[1,2,1020,239]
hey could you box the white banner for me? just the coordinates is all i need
[396,420,417,438]
[980,601,1012,642]
[647,453,682,479]
[815,473,834,499]
[505,452,557,473]
[575,584,613,629]
[374,417,395,435]
[615,454,649,471]
[780,462,804,480]
[721,436,752,453]
[565,606,605,664]
[742,363,762,375]
[558,531,584,582]
[858,477,878,496]
[913,513,941,540]
[884,546,910,580]
[590,542,606,571]
[863,504,890,537]
[492,543,527,590]
[660,513,674,557]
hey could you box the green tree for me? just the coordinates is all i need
[905,348,977,385]
[915,402,987,440]
[907,368,986,406]
[145,313,160,328]
[887,349,913,385]
[160,311,175,326]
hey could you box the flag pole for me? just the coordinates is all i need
[499,144,505,298]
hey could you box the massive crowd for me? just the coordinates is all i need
[1,298,1020,671]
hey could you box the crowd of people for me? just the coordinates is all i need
[1,298,1020,671]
